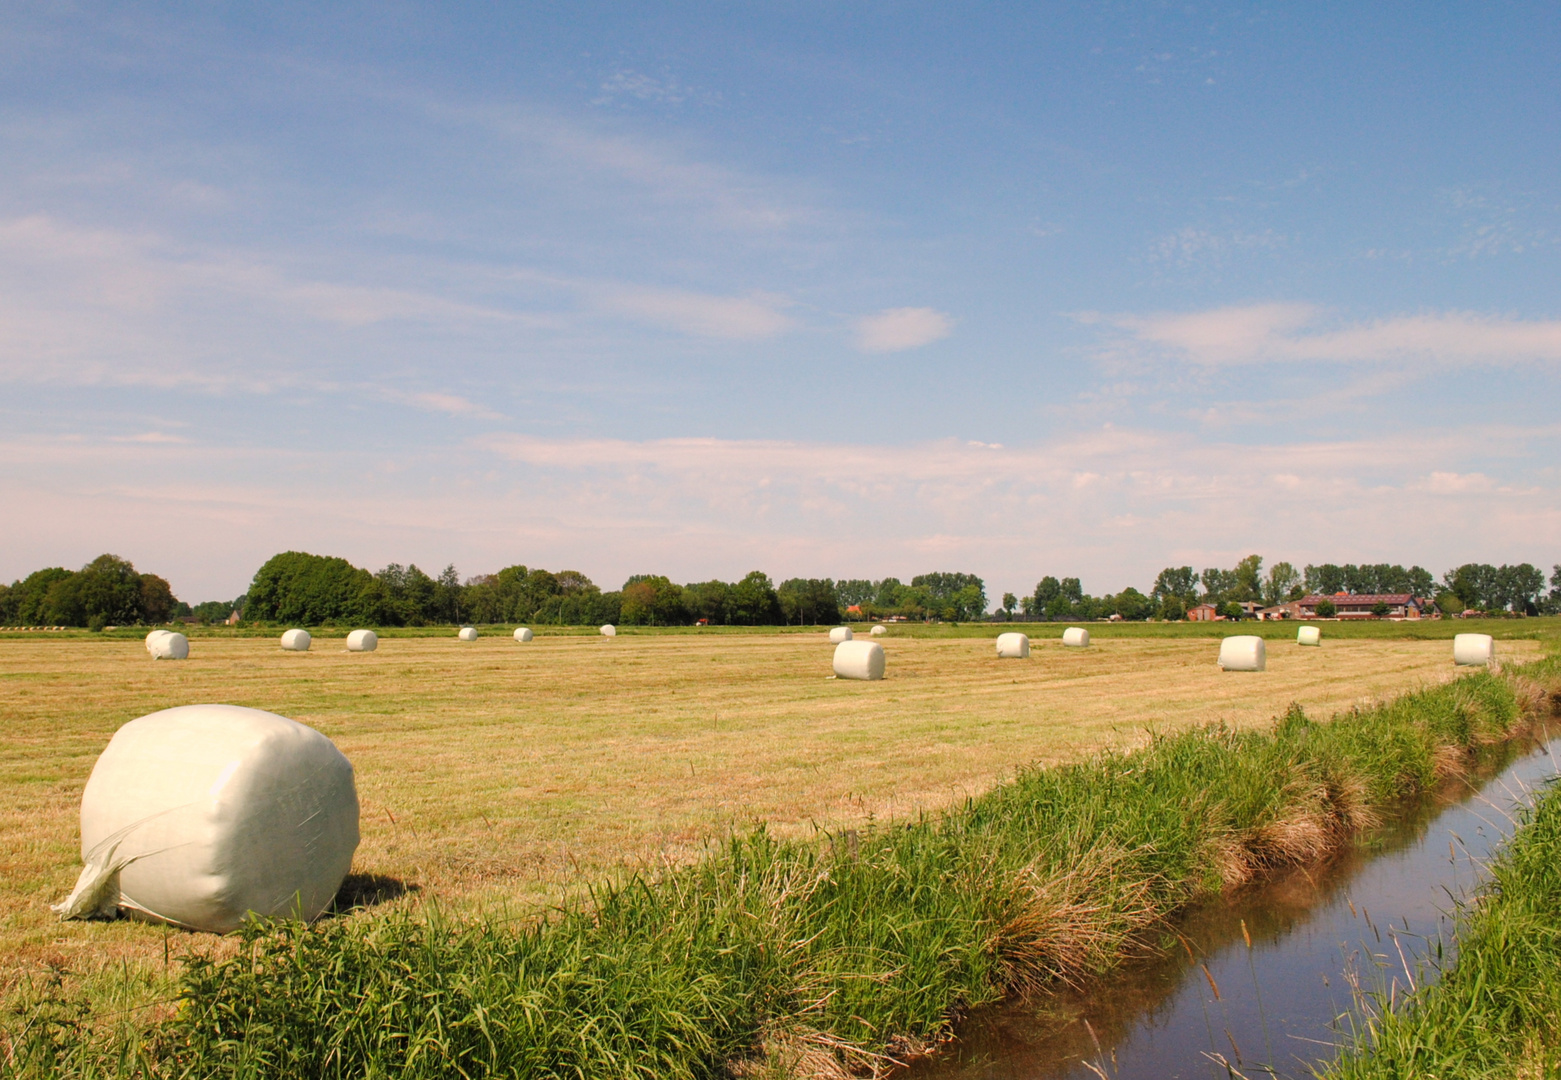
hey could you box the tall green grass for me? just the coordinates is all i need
[1326,747,1561,1079]
[5,663,1553,1080]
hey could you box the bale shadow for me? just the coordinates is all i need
[329,873,418,916]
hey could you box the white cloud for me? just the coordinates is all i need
[376,389,505,421]
[854,307,953,353]
[1101,303,1561,368]
[2,423,1556,603]
[597,286,792,340]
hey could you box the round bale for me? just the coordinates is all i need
[870,625,887,636]
[829,626,854,644]
[280,629,311,652]
[53,704,359,933]
[1297,625,1321,647]
[996,632,1030,658]
[345,629,378,652]
[513,627,534,642]
[1217,635,1266,672]
[600,624,617,637]
[833,639,885,681]
[144,629,171,654]
[1062,627,1090,648]
[1453,633,1495,667]
[458,627,478,641]
[149,631,188,661]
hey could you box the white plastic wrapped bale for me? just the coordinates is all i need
[280,629,311,652]
[1453,633,1495,667]
[149,631,189,661]
[345,629,377,652]
[1218,635,1266,672]
[1297,625,1321,647]
[870,625,887,636]
[53,704,359,933]
[458,627,478,641]
[144,629,171,654]
[600,624,617,637]
[833,640,885,681]
[513,628,534,642]
[996,632,1030,658]
[829,626,853,644]
[1062,627,1090,648]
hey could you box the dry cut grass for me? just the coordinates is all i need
[0,630,1540,985]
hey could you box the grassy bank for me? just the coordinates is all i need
[7,658,1556,1079]
[1326,732,1561,1079]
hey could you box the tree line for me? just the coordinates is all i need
[1013,556,1561,622]
[4,550,1557,628]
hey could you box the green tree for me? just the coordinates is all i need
[1371,601,1390,618]
[911,572,987,620]
[1,567,73,624]
[1112,587,1152,621]
[1314,598,1337,618]
[1159,595,1186,621]
[776,579,840,625]
[835,580,875,608]
[46,555,146,626]
[139,573,177,624]
[1001,592,1017,620]
[1220,601,1244,621]
[1262,561,1300,606]
[1151,567,1198,604]
[247,551,382,625]
[1435,591,1464,616]
[1231,555,1263,603]
[620,575,691,625]
[728,572,781,625]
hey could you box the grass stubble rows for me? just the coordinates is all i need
[2,628,1558,1079]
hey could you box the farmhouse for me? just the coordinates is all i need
[1296,592,1423,619]
[1187,603,1220,621]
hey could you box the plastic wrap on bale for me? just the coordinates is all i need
[1217,635,1266,671]
[1062,627,1090,648]
[870,625,887,636]
[833,640,885,681]
[600,624,617,637]
[513,627,533,642]
[280,629,311,652]
[996,632,1030,658]
[1297,625,1321,647]
[829,626,853,643]
[458,626,478,641]
[149,631,188,660]
[53,704,359,933]
[1453,633,1495,666]
[346,629,377,652]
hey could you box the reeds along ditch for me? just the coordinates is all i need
[9,659,1560,1080]
[1326,728,1561,1080]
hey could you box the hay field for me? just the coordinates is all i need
[0,629,1543,982]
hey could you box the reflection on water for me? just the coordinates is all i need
[909,737,1559,1080]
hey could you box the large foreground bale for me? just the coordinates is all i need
[1296,625,1321,647]
[1062,627,1090,648]
[1217,635,1266,672]
[833,640,885,681]
[53,704,359,933]
[829,626,853,643]
[280,629,311,652]
[458,627,478,641]
[513,627,533,642]
[995,632,1030,658]
[1454,633,1495,666]
[149,631,188,660]
[345,629,377,652]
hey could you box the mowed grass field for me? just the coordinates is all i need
[0,624,1550,988]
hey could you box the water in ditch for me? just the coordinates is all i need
[907,735,1560,1080]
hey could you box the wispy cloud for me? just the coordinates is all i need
[3,423,1556,602]
[855,307,953,353]
[596,286,793,339]
[376,389,505,421]
[1090,303,1561,368]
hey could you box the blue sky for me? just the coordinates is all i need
[2,2,1558,604]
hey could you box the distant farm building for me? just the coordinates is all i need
[1188,603,1220,622]
[1296,593,1423,619]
